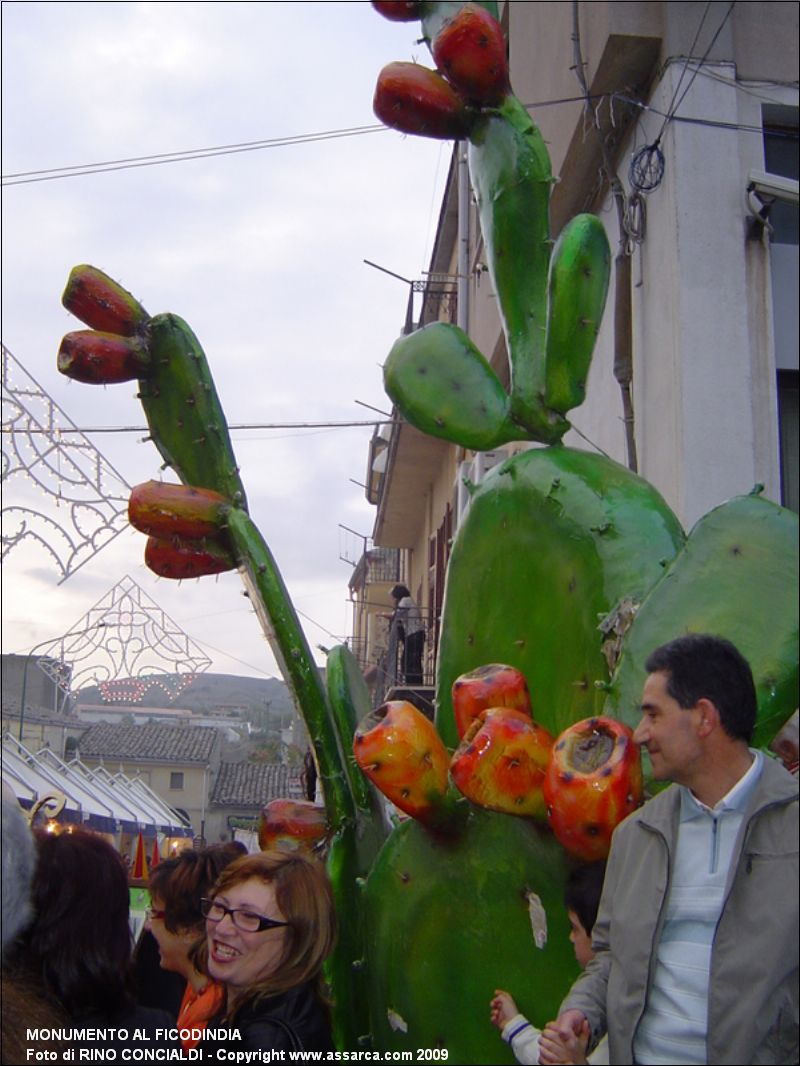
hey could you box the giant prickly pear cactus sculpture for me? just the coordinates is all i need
[352,1,798,1059]
[57,265,387,1050]
[54,2,798,1062]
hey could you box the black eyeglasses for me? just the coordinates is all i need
[200,897,289,933]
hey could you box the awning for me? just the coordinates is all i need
[1,734,192,836]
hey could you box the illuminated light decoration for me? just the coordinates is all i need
[1,344,131,582]
[97,673,196,705]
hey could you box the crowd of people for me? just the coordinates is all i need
[1,802,336,1062]
[1,634,797,1064]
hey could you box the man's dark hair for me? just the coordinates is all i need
[391,584,410,601]
[645,633,757,743]
[563,861,606,936]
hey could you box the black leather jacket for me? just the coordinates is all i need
[202,982,333,1055]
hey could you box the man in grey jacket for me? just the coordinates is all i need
[543,634,799,1066]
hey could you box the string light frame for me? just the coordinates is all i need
[1,344,131,583]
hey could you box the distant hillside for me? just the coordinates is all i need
[76,672,295,719]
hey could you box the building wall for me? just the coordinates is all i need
[79,756,211,837]
[368,0,797,669]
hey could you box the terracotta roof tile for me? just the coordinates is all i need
[78,723,218,763]
[211,761,304,807]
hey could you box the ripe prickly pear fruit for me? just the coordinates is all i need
[353,701,451,825]
[450,707,554,818]
[432,3,510,106]
[258,799,327,852]
[371,0,420,20]
[129,481,230,540]
[62,264,149,336]
[374,62,473,140]
[543,716,642,861]
[144,535,236,579]
[452,662,532,738]
[57,330,151,384]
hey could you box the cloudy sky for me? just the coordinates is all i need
[2,1,451,685]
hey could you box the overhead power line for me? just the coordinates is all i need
[6,73,791,189]
[1,124,388,186]
[0,418,399,436]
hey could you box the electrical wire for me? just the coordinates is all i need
[4,73,790,191]
[1,124,387,187]
[0,418,399,436]
[654,2,738,147]
[655,1,714,145]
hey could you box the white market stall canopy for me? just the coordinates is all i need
[1,733,191,837]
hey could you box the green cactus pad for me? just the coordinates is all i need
[468,96,558,436]
[604,492,799,754]
[363,807,577,1062]
[436,447,685,747]
[544,214,612,413]
[141,313,247,507]
[384,322,523,450]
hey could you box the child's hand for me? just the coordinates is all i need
[489,989,518,1029]
[539,1019,590,1065]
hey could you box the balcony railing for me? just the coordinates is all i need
[348,618,436,712]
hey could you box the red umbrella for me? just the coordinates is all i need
[132,830,149,880]
[150,836,160,869]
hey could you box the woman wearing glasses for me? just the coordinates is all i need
[144,843,243,1051]
[199,849,336,1054]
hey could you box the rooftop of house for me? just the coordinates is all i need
[77,722,219,764]
[211,760,305,808]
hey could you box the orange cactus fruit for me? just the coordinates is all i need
[451,663,532,739]
[432,3,510,107]
[58,330,151,384]
[129,481,231,540]
[371,0,420,20]
[374,62,474,140]
[449,707,554,818]
[258,799,327,853]
[144,535,236,579]
[62,264,149,336]
[353,701,450,823]
[543,716,643,862]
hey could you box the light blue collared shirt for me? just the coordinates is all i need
[633,751,764,1066]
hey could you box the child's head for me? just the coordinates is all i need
[563,861,606,969]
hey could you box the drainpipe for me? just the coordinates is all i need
[457,144,470,333]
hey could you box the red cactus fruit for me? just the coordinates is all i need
[371,0,420,20]
[450,707,554,818]
[374,62,473,140]
[543,716,643,862]
[353,700,450,823]
[57,330,151,384]
[258,799,327,852]
[452,662,532,739]
[62,264,149,336]
[144,535,236,579]
[432,3,510,106]
[129,481,231,540]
